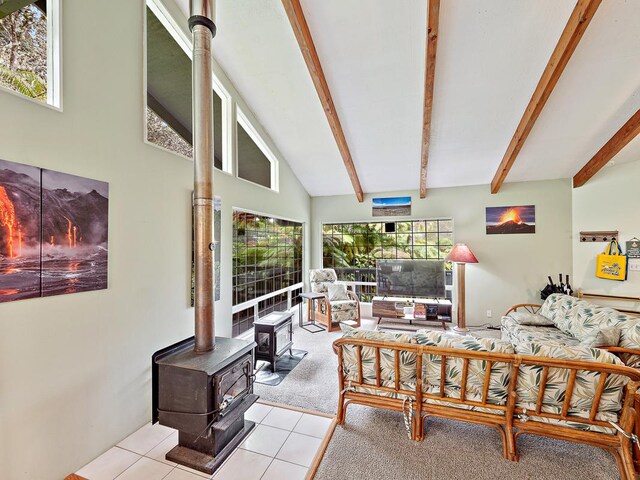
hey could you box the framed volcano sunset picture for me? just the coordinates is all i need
[485,205,535,235]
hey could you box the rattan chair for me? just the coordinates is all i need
[308,269,361,332]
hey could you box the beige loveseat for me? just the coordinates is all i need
[333,325,640,479]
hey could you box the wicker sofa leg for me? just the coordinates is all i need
[506,427,519,462]
[337,395,346,425]
[610,449,627,480]
[634,395,640,473]
[618,437,637,480]
[415,416,425,442]
[496,426,510,460]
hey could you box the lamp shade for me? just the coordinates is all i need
[445,243,478,264]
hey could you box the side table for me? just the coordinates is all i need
[298,292,326,333]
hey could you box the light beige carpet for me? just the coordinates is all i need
[256,316,619,479]
[315,405,618,480]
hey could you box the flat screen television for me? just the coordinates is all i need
[376,259,445,298]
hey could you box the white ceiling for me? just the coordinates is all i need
[172,0,640,197]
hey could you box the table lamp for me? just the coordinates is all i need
[445,243,478,332]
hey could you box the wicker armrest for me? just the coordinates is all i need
[504,304,542,316]
[346,290,360,302]
[602,347,640,355]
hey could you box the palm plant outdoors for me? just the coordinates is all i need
[0,65,45,99]
[323,221,453,269]
[0,4,47,101]
[322,221,453,301]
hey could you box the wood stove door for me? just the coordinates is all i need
[214,353,253,417]
[274,321,293,357]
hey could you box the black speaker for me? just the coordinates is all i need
[384,222,396,233]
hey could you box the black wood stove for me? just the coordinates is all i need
[151,1,259,475]
[152,336,257,474]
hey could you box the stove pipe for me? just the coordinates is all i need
[190,0,216,353]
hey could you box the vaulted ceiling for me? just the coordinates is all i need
[171,0,640,198]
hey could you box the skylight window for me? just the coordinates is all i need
[237,109,279,191]
[145,2,224,167]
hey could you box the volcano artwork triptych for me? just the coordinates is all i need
[0,158,108,303]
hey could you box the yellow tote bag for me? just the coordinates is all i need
[596,240,628,281]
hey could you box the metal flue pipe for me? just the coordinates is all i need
[190,0,216,353]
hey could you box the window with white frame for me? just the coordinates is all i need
[145,2,224,167]
[0,0,61,107]
[237,109,278,191]
[322,220,454,302]
[232,210,303,336]
[144,0,279,190]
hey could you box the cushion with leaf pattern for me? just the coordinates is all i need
[580,326,621,348]
[515,342,627,415]
[508,311,554,326]
[415,329,514,405]
[339,325,416,390]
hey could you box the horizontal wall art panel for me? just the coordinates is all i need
[0,158,109,303]
[485,205,535,235]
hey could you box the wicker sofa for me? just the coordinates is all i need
[502,293,640,369]
[333,325,640,480]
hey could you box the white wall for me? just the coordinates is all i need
[311,180,573,324]
[0,1,309,479]
[573,159,640,299]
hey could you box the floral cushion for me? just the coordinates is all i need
[501,315,580,347]
[566,306,612,341]
[415,329,514,406]
[331,300,359,324]
[332,307,359,323]
[539,294,577,333]
[540,294,610,340]
[340,326,416,394]
[515,342,628,417]
[538,294,640,367]
[603,311,640,368]
[309,269,338,294]
[581,326,621,348]
[330,300,358,312]
[508,311,554,326]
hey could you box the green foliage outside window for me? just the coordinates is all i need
[322,220,453,301]
[232,211,303,336]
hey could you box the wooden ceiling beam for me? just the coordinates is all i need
[573,108,640,188]
[419,0,440,199]
[281,0,364,202]
[490,0,601,194]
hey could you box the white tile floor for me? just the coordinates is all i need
[76,403,333,480]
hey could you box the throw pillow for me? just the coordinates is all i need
[580,326,621,348]
[327,283,349,301]
[508,311,554,327]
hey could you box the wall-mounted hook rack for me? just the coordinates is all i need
[579,230,618,242]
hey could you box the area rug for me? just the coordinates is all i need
[253,314,358,413]
[254,349,308,386]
